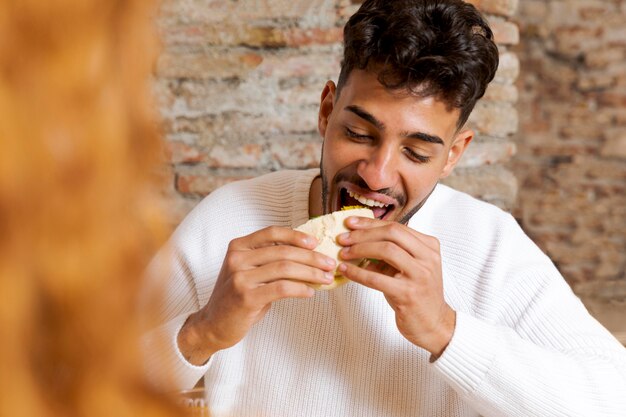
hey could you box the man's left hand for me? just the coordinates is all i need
[336,216,456,359]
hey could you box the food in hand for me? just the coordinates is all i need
[295,206,374,290]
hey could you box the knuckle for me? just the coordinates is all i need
[266,225,282,240]
[275,280,294,297]
[388,222,402,237]
[382,241,396,253]
[230,271,247,293]
[227,237,240,251]
[224,251,240,270]
[275,260,293,276]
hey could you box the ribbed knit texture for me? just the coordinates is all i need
[142,169,626,417]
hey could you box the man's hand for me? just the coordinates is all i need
[178,226,336,365]
[336,216,456,359]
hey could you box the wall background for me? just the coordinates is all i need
[155,0,520,219]
[153,0,624,338]
[513,0,626,337]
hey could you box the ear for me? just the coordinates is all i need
[439,129,473,179]
[318,80,336,138]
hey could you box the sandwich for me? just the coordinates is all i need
[295,206,374,290]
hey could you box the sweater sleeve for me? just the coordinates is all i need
[139,183,230,391]
[430,217,626,417]
[142,313,212,390]
[139,170,316,392]
[140,241,212,391]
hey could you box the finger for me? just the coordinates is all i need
[338,262,401,295]
[245,245,336,271]
[340,241,415,275]
[252,279,315,304]
[229,226,318,251]
[338,219,437,259]
[247,260,335,286]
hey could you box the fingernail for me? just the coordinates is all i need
[325,257,336,267]
[337,232,350,242]
[347,216,359,225]
[304,237,317,247]
[338,263,347,272]
[324,272,334,282]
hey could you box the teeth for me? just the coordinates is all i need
[347,190,389,208]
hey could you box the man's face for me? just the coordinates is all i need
[316,69,473,223]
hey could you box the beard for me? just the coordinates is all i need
[319,148,435,225]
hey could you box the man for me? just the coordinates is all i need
[143,0,626,416]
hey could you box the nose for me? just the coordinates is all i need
[356,143,399,191]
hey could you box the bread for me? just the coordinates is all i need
[295,207,374,290]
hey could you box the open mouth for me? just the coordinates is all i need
[339,188,395,220]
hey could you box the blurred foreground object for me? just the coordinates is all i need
[0,0,183,416]
[178,388,210,417]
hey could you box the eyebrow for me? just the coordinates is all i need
[403,131,445,145]
[344,105,445,146]
[345,105,385,130]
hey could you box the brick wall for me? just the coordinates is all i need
[514,0,626,337]
[154,0,520,222]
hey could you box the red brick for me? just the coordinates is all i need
[578,4,612,20]
[493,52,520,84]
[576,72,616,92]
[519,0,547,21]
[338,4,361,22]
[585,47,625,69]
[595,90,626,107]
[283,27,344,47]
[269,138,322,169]
[459,140,517,168]
[466,0,518,17]
[176,173,252,196]
[490,19,519,45]
[163,24,343,48]
[467,102,518,137]
[156,50,263,79]
[258,52,341,78]
[604,25,626,45]
[159,0,337,25]
[601,129,626,160]
[483,83,518,102]
[207,144,264,168]
[158,0,228,25]
[554,26,604,56]
[164,140,204,164]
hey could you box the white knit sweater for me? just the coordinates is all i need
[143,169,626,417]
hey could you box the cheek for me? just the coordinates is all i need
[402,167,443,201]
[322,137,356,170]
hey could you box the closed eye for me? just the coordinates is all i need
[403,147,430,163]
[345,127,373,141]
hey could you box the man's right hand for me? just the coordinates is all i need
[177,226,336,365]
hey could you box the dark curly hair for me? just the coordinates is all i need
[337,0,499,128]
